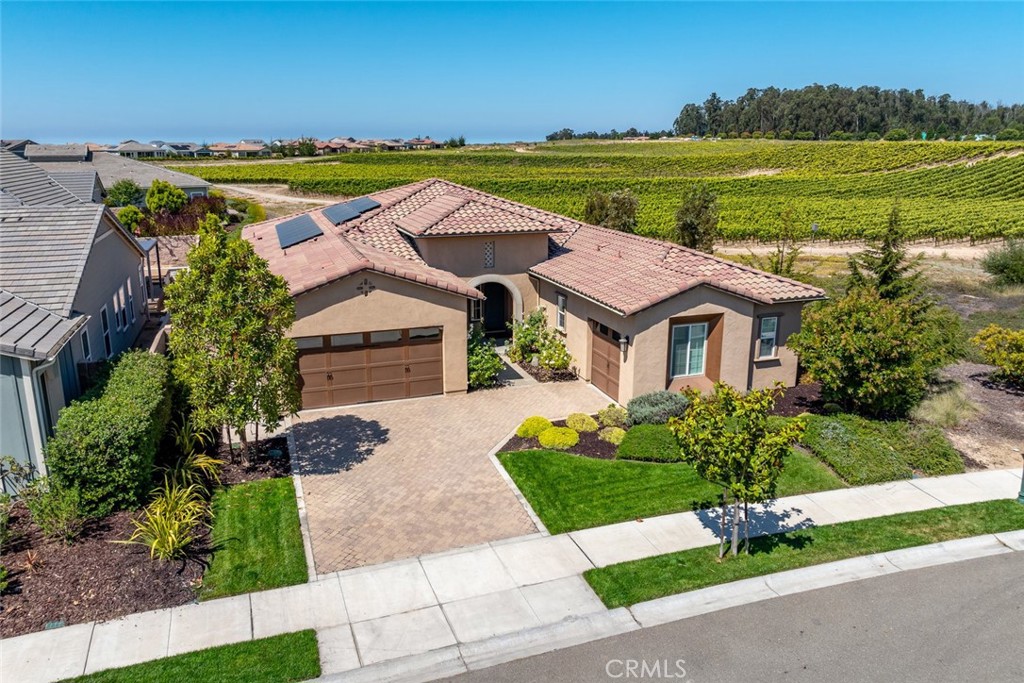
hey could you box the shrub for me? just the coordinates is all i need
[21,478,86,545]
[598,426,627,445]
[46,351,172,517]
[616,424,681,462]
[467,327,505,389]
[123,477,207,560]
[146,179,188,214]
[981,240,1024,287]
[0,565,7,593]
[517,416,553,438]
[802,414,911,485]
[790,291,948,417]
[105,179,144,207]
[0,494,12,554]
[885,128,910,141]
[507,309,548,363]
[865,132,882,141]
[537,330,573,371]
[566,413,599,432]
[972,325,1024,383]
[117,205,144,231]
[169,451,225,496]
[626,390,690,426]
[538,426,580,450]
[597,403,628,428]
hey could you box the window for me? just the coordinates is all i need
[470,298,483,323]
[127,278,136,323]
[112,292,123,331]
[483,241,495,269]
[295,337,325,350]
[80,328,92,361]
[758,316,779,359]
[556,293,567,331]
[120,285,129,329]
[670,322,708,377]
[370,330,403,344]
[330,333,363,347]
[409,327,441,341]
[100,307,112,357]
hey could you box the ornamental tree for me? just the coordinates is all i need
[584,189,639,233]
[105,179,145,207]
[146,179,188,214]
[669,383,803,557]
[165,214,300,457]
[673,184,720,254]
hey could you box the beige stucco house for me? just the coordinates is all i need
[243,179,825,410]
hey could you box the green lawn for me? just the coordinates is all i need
[497,448,845,534]
[201,477,308,600]
[586,500,1024,608]
[62,630,320,683]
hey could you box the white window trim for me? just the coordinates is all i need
[100,305,112,357]
[80,328,92,362]
[127,278,136,324]
[470,298,483,323]
[556,293,567,331]
[670,322,708,378]
[757,316,779,359]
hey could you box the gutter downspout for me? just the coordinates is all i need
[30,357,57,478]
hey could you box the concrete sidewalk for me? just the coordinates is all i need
[2,468,1021,683]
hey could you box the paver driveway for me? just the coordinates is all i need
[291,380,609,574]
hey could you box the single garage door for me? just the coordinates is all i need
[590,321,622,402]
[296,327,444,409]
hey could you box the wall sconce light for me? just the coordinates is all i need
[619,334,630,355]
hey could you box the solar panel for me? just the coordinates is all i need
[323,202,361,225]
[346,197,382,214]
[275,215,323,249]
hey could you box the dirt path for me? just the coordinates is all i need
[717,240,999,261]
[215,184,335,205]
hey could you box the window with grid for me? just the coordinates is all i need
[483,241,495,269]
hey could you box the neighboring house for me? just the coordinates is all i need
[32,151,211,198]
[208,142,272,158]
[242,179,824,410]
[1,139,37,158]
[0,151,148,479]
[46,171,105,203]
[159,142,214,158]
[359,139,406,151]
[406,137,443,150]
[24,143,90,162]
[111,140,166,159]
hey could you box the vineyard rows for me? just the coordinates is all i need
[174,140,1024,242]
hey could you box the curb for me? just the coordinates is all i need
[309,529,1024,683]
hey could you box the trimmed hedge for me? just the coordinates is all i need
[599,426,627,445]
[517,416,553,438]
[616,424,681,463]
[566,413,599,432]
[538,427,580,450]
[802,414,964,486]
[626,391,690,426]
[46,351,172,517]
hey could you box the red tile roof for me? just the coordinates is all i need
[532,224,825,315]
[243,178,823,314]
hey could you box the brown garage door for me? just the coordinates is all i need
[297,327,444,409]
[590,321,621,402]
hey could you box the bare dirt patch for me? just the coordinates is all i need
[940,362,1024,470]
[215,184,337,219]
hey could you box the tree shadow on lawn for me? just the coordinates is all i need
[694,500,818,552]
[291,414,390,476]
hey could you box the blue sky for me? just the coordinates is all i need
[2,1,1022,143]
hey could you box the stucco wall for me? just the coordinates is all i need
[292,273,470,394]
[536,279,807,402]
[73,215,145,363]
[416,234,549,279]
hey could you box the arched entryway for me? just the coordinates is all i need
[467,275,524,338]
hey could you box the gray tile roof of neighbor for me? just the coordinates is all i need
[0,149,82,206]
[0,204,106,317]
[0,289,87,360]
[47,170,103,202]
[23,143,89,161]
[33,152,211,191]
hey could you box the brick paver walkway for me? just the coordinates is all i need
[291,381,610,573]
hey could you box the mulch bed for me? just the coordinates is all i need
[515,361,578,383]
[0,436,293,638]
[771,381,825,417]
[499,417,619,460]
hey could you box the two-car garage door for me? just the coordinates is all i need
[296,327,444,409]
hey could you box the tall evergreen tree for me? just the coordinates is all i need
[847,203,925,302]
[165,215,300,457]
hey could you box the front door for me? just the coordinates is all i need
[590,322,621,402]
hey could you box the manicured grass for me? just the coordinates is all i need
[802,414,964,485]
[62,630,320,683]
[615,424,680,462]
[585,500,1024,608]
[201,477,307,600]
[497,448,845,534]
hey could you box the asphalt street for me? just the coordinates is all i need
[446,552,1024,683]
